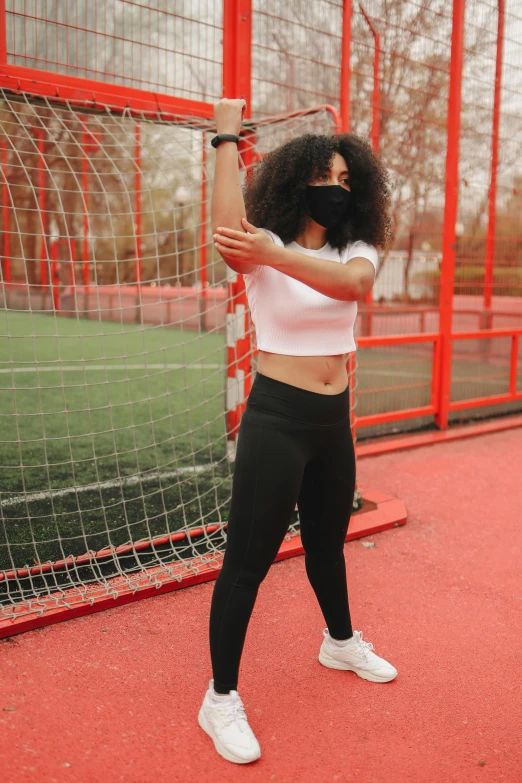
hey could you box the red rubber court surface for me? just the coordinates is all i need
[1,426,521,783]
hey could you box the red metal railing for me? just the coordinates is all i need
[0,0,520,437]
[484,0,505,325]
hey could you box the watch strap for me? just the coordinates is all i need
[211,133,240,149]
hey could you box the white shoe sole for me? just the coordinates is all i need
[198,704,261,764]
[318,648,397,682]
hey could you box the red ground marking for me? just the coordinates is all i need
[0,427,520,782]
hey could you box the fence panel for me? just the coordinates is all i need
[251,0,344,116]
[5,0,223,103]
[0,0,521,443]
[446,0,522,424]
[350,0,454,437]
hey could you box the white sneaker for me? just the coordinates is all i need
[198,679,261,764]
[319,629,398,682]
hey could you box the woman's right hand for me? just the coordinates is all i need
[214,98,246,136]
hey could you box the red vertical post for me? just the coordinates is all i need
[199,134,208,331]
[484,0,504,326]
[81,129,90,287]
[69,238,76,286]
[237,131,255,405]
[223,0,253,459]
[340,0,352,132]
[435,0,466,429]
[1,140,10,284]
[340,0,358,451]
[371,40,380,152]
[359,3,381,338]
[358,3,381,153]
[134,122,142,286]
[50,241,60,312]
[33,130,48,288]
[0,0,7,65]
[223,0,252,106]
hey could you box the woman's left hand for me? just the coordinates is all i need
[214,218,275,266]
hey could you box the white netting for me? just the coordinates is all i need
[0,94,358,620]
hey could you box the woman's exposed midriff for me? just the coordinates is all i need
[256,350,351,395]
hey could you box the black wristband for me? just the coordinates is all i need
[211,134,240,149]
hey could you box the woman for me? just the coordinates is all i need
[198,98,397,764]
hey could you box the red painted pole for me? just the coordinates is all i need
[0,0,7,65]
[68,238,76,286]
[435,0,466,429]
[1,140,10,284]
[358,3,381,337]
[134,122,142,285]
[484,0,504,325]
[340,0,352,133]
[33,129,47,288]
[50,241,59,311]
[222,0,235,99]
[358,2,380,153]
[237,130,255,403]
[372,42,380,152]
[81,128,90,287]
[222,0,253,458]
[223,0,252,106]
[199,134,208,330]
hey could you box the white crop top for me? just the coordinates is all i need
[243,229,379,356]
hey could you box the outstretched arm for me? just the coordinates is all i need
[214,218,375,302]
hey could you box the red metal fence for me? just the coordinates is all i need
[0,0,520,438]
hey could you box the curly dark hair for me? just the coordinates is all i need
[243,132,393,250]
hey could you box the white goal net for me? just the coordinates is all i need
[0,93,359,623]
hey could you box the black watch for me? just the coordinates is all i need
[211,134,240,149]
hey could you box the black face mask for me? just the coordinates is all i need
[305,184,351,229]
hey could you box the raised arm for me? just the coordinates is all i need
[211,99,258,276]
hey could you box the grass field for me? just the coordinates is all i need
[0,311,233,579]
[0,311,228,490]
[0,310,520,583]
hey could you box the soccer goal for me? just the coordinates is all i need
[0,89,405,636]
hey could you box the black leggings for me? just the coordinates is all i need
[209,372,357,693]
